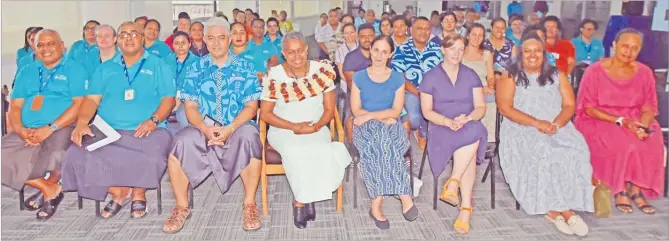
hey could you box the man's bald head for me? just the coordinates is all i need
[34,29,65,66]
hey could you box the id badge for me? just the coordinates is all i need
[31,95,44,111]
[124,89,135,100]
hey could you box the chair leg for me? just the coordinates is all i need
[336,183,343,213]
[408,154,414,197]
[188,185,194,210]
[78,196,83,209]
[515,201,520,210]
[418,146,428,180]
[157,182,163,215]
[261,166,269,216]
[353,155,359,209]
[95,200,101,217]
[433,176,438,210]
[481,159,492,183]
[491,155,496,209]
[19,186,25,211]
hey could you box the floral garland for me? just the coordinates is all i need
[262,60,336,103]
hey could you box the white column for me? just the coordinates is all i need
[499,0,511,20]
[417,1,441,17]
[547,0,561,17]
[610,0,623,16]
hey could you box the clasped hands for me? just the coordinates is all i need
[202,125,235,146]
[441,114,471,131]
[291,121,320,135]
[533,120,559,135]
[17,126,53,146]
[352,114,397,126]
[621,118,650,140]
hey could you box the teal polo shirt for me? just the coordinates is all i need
[68,40,98,63]
[82,48,121,78]
[11,57,87,128]
[17,53,37,71]
[16,47,32,66]
[264,35,284,63]
[245,39,279,73]
[145,40,172,59]
[88,51,176,130]
[571,36,605,64]
[162,51,200,91]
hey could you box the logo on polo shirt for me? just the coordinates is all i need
[263,50,269,54]
[244,55,254,60]
[140,69,153,75]
[152,50,160,55]
[54,75,67,81]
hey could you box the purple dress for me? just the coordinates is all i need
[419,63,488,177]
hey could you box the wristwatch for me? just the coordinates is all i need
[48,123,59,132]
[150,116,160,125]
[615,117,624,126]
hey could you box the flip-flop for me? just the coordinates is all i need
[101,200,125,219]
[630,193,656,215]
[25,192,44,211]
[130,200,148,219]
[36,192,64,221]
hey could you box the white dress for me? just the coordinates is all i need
[264,60,352,203]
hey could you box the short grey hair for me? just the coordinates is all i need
[614,27,644,44]
[35,29,62,43]
[117,21,143,35]
[281,31,306,48]
[204,17,231,36]
[95,24,117,37]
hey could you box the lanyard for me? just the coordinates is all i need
[38,65,60,93]
[582,41,592,58]
[176,53,189,77]
[345,42,357,52]
[121,56,146,86]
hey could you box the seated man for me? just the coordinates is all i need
[162,17,263,234]
[2,29,86,220]
[62,21,176,219]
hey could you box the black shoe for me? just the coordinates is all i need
[305,203,316,221]
[293,206,308,229]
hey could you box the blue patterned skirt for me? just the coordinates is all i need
[353,120,410,198]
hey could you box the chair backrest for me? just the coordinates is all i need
[571,63,590,95]
[657,90,668,128]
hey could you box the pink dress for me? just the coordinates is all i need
[574,62,665,198]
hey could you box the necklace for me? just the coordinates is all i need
[285,61,310,82]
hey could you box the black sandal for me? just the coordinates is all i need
[130,200,148,219]
[630,192,656,215]
[101,200,124,219]
[614,192,633,213]
[35,192,64,221]
[25,192,44,211]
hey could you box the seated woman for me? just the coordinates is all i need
[575,28,665,215]
[163,31,200,129]
[461,23,497,142]
[351,36,416,230]
[497,32,593,236]
[62,22,176,219]
[2,29,86,220]
[82,24,119,78]
[260,32,351,229]
[420,34,487,235]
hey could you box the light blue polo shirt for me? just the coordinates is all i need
[16,47,32,66]
[145,40,172,59]
[88,51,176,130]
[246,39,279,73]
[68,39,98,63]
[11,57,87,128]
[82,48,121,78]
[162,51,200,91]
[571,36,605,64]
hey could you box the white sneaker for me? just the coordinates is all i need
[567,215,589,237]
[545,215,574,235]
[412,177,423,197]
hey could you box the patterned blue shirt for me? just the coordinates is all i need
[391,38,443,87]
[181,53,262,126]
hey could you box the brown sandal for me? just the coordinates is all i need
[242,204,261,231]
[163,206,191,234]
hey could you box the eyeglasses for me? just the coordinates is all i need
[96,34,113,39]
[118,31,143,39]
[84,27,96,32]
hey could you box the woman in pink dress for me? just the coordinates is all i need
[575,28,664,215]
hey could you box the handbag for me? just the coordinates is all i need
[592,179,612,218]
